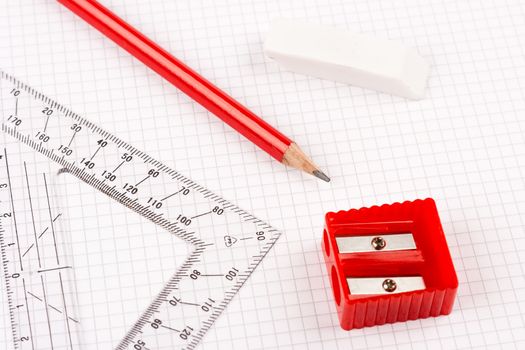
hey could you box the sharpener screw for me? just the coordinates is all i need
[371,236,386,250]
[382,279,397,292]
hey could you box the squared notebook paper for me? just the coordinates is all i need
[1,0,524,349]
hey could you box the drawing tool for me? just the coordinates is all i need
[0,71,281,349]
[57,0,330,182]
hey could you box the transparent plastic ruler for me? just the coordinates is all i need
[0,148,81,349]
[0,71,281,349]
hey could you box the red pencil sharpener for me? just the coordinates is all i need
[322,198,458,330]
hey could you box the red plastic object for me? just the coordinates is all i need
[322,198,458,330]
[57,0,292,161]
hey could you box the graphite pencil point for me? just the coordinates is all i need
[313,170,330,182]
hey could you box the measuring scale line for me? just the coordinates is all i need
[115,246,206,349]
[1,149,81,349]
[39,274,56,350]
[43,173,61,265]
[0,220,20,349]
[3,149,23,271]
[25,287,79,324]
[1,70,282,349]
[21,278,36,350]
[58,271,75,350]
[27,162,205,246]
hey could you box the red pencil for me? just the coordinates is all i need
[57,0,329,182]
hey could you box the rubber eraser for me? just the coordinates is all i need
[264,19,430,100]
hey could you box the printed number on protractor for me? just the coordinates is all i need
[0,71,281,350]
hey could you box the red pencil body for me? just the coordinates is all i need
[57,0,291,161]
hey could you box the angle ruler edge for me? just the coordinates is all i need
[0,70,282,350]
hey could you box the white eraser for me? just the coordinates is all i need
[264,19,430,100]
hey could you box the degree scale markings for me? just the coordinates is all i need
[0,71,282,350]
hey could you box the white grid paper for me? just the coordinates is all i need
[1,0,524,349]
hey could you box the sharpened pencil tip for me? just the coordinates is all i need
[282,143,331,182]
[313,170,330,182]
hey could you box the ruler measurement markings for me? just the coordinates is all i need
[190,211,212,220]
[135,174,150,187]
[0,71,281,349]
[0,220,20,349]
[43,115,51,133]
[3,149,23,271]
[160,324,180,333]
[89,145,102,161]
[113,160,126,172]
